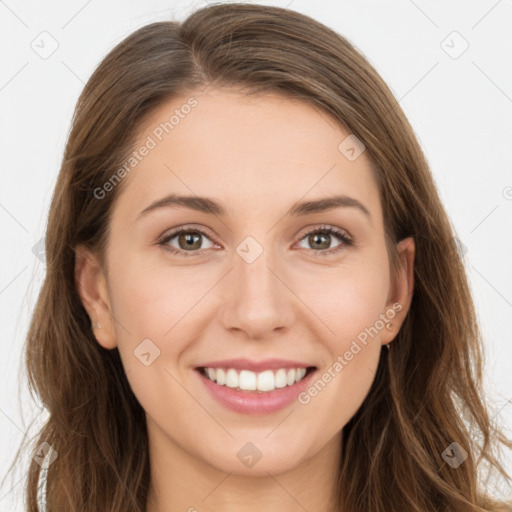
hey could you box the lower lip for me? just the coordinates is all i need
[196,368,317,415]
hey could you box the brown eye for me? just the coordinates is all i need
[176,232,202,250]
[306,232,332,250]
[160,228,215,256]
[297,226,353,257]
[158,224,353,258]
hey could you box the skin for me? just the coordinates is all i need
[75,87,415,512]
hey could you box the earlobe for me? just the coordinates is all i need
[74,244,117,349]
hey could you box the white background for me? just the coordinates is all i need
[1,0,511,509]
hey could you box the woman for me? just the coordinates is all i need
[10,3,512,511]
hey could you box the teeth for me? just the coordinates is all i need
[257,370,275,391]
[239,370,257,390]
[275,368,287,388]
[216,368,225,385]
[203,367,309,392]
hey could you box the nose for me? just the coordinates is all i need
[218,239,295,340]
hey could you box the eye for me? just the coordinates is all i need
[158,224,353,257]
[158,227,215,257]
[296,224,353,257]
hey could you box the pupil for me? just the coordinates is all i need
[312,233,329,249]
[182,233,200,249]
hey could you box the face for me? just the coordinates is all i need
[76,87,414,477]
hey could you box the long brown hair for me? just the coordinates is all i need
[5,3,511,511]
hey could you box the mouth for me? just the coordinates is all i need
[197,365,317,394]
[194,357,319,414]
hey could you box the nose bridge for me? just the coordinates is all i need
[220,232,294,337]
[234,232,281,301]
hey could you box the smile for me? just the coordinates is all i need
[195,363,318,415]
[200,366,314,393]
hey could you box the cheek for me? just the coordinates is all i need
[106,261,200,423]
[110,243,389,358]
[107,255,219,387]
[308,263,389,344]
[108,250,206,335]
[296,274,387,434]
[302,261,388,399]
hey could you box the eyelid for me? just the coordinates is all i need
[158,223,354,257]
[298,223,352,240]
[157,224,219,254]
[159,223,353,243]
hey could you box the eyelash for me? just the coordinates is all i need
[158,224,353,258]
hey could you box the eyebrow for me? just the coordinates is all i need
[136,193,371,222]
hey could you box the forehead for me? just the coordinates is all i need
[112,88,382,226]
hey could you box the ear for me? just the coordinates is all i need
[381,236,415,346]
[74,244,117,349]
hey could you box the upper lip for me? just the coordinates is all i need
[196,358,316,373]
